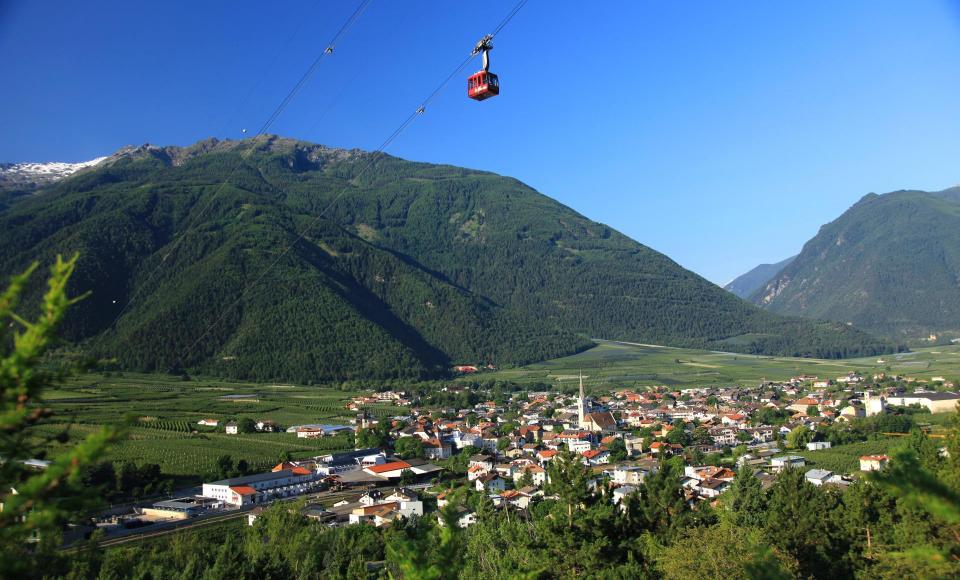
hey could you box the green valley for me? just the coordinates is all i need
[482,339,960,389]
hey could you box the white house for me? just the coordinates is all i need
[612,465,650,486]
[805,468,844,486]
[363,460,413,480]
[567,439,592,454]
[438,510,477,528]
[582,449,610,465]
[225,421,238,435]
[423,438,452,460]
[513,465,547,487]
[696,478,730,498]
[475,473,506,493]
[859,455,890,472]
[770,455,806,472]
[384,489,424,518]
[612,485,639,505]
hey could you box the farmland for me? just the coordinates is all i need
[797,438,902,474]
[31,373,407,480]
[32,342,960,481]
[480,339,960,390]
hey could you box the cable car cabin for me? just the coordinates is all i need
[467,71,499,101]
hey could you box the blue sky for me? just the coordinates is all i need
[3,1,960,284]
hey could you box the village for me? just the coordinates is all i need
[89,370,959,539]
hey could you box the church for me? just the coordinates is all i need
[577,373,618,433]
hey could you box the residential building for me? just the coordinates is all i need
[860,455,890,472]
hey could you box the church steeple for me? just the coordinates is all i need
[578,371,586,429]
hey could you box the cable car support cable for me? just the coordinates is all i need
[173,0,530,371]
[90,0,372,353]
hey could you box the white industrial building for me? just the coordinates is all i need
[201,468,316,507]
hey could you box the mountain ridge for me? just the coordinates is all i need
[0,136,895,381]
[751,187,960,341]
[725,255,796,299]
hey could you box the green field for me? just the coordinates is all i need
[32,373,407,479]
[34,342,960,480]
[481,340,960,390]
[797,438,902,474]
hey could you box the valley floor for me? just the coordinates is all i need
[480,339,960,389]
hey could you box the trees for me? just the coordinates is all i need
[356,422,389,449]
[656,523,796,579]
[630,457,701,542]
[0,255,124,577]
[691,426,713,446]
[394,437,425,460]
[216,455,235,479]
[665,426,690,446]
[238,417,257,434]
[607,438,628,462]
[516,469,534,489]
[728,468,768,528]
[786,425,814,449]
[545,450,593,528]
[765,466,849,578]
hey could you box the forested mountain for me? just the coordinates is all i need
[0,136,893,381]
[725,255,796,298]
[752,187,960,340]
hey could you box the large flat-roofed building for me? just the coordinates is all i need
[141,497,217,520]
[885,391,960,413]
[315,448,386,476]
[201,468,316,507]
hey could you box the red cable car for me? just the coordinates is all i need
[467,35,499,101]
[468,71,499,101]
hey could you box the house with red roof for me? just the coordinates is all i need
[860,455,890,472]
[363,460,413,479]
[582,448,610,465]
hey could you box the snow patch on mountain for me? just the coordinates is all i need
[0,157,107,179]
[0,156,107,193]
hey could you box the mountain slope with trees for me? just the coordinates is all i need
[752,187,960,340]
[725,255,795,298]
[0,136,893,381]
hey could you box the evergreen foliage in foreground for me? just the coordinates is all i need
[0,136,895,382]
[0,256,124,578]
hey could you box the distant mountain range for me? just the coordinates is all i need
[0,156,107,211]
[0,136,893,382]
[750,186,960,341]
[0,157,106,190]
[725,255,796,299]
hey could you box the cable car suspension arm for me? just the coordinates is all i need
[472,34,493,72]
